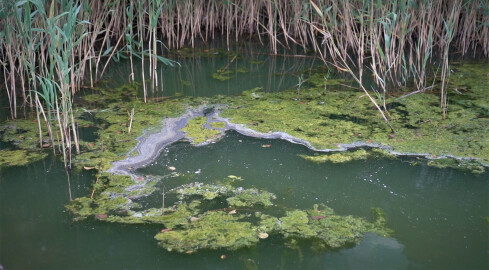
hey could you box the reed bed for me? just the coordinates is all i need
[1,0,488,165]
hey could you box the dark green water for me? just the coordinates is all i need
[1,132,488,269]
[97,38,322,98]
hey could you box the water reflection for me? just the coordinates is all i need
[96,39,319,98]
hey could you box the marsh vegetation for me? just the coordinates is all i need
[1,0,488,269]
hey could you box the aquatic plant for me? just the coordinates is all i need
[181,116,224,145]
[427,158,485,174]
[0,119,48,150]
[209,121,226,129]
[227,188,276,207]
[299,149,369,164]
[155,211,259,253]
[0,149,48,167]
[221,64,489,167]
[278,205,392,249]
[173,182,233,200]
[68,168,393,253]
[172,182,276,208]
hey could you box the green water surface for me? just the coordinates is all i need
[1,132,488,269]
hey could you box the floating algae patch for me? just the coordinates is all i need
[74,90,186,171]
[68,172,392,253]
[0,119,48,150]
[219,62,489,168]
[173,182,233,200]
[299,148,398,164]
[299,149,369,164]
[81,93,104,103]
[427,158,485,174]
[209,121,226,129]
[155,211,259,253]
[220,87,383,150]
[256,213,281,233]
[0,119,50,167]
[0,149,48,167]
[67,171,199,226]
[227,188,276,207]
[66,194,132,221]
[173,182,275,207]
[307,73,346,89]
[79,82,139,106]
[153,200,391,253]
[104,201,201,227]
[67,194,200,227]
[277,205,392,249]
[180,116,223,145]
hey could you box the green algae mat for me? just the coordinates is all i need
[67,173,392,253]
[219,61,489,168]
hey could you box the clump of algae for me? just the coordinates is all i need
[209,121,226,129]
[227,188,276,207]
[427,158,485,174]
[299,148,399,164]
[74,83,186,171]
[68,171,392,254]
[0,149,48,167]
[180,116,223,145]
[219,62,489,169]
[211,69,234,81]
[156,180,391,253]
[0,119,49,150]
[173,182,275,207]
[299,149,368,163]
[276,205,393,249]
[153,194,391,253]
[173,182,233,200]
[155,211,259,253]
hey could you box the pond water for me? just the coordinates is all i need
[1,131,487,269]
[96,38,323,98]
[1,40,488,269]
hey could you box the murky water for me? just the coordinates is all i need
[1,132,488,269]
[97,38,321,98]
